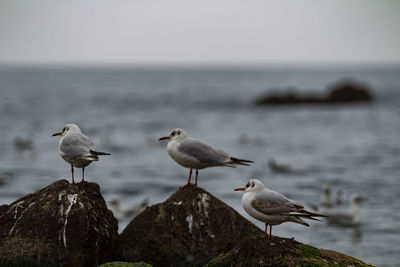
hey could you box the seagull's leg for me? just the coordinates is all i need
[82,167,85,183]
[181,168,192,189]
[71,164,75,184]
[194,169,199,186]
[264,223,268,240]
[269,224,272,240]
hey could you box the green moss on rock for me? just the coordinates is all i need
[206,236,374,267]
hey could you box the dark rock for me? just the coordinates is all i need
[0,180,118,267]
[253,78,374,105]
[99,262,152,267]
[119,185,262,267]
[206,236,373,266]
[327,79,373,102]
[253,88,326,105]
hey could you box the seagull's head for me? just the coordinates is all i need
[235,179,265,193]
[350,193,366,205]
[52,123,81,137]
[159,128,187,142]
[323,185,332,195]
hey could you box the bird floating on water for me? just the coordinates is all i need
[52,123,110,183]
[321,193,366,227]
[159,128,253,188]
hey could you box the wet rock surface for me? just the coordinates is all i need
[254,78,374,105]
[206,236,373,266]
[0,180,118,267]
[119,185,262,267]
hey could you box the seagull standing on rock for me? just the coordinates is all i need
[159,128,253,188]
[235,179,327,240]
[52,123,110,183]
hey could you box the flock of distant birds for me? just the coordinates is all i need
[3,124,365,241]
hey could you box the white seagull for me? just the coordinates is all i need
[319,185,336,208]
[159,128,253,188]
[322,193,365,226]
[52,123,110,183]
[235,179,327,240]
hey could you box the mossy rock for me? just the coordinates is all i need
[206,236,374,267]
[99,262,153,267]
[119,185,262,267]
[0,179,118,267]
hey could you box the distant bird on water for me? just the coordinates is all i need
[159,128,253,188]
[322,193,366,227]
[235,179,327,240]
[52,123,110,183]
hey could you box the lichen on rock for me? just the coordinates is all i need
[0,179,118,267]
[119,184,262,267]
[206,236,374,267]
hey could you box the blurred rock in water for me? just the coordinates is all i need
[254,78,374,105]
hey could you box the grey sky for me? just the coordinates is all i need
[0,0,399,65]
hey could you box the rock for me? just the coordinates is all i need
[327,79,373,102]
[119,185,262,267]
[253,78,373,105]
[99,262,152,267]
[253,87,325,105]
[207,236,374,266]
[0,180,118,267]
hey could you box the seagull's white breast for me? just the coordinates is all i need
[167,139,202,169]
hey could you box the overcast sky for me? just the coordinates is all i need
[0,0,399,65]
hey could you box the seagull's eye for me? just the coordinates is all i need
[245,182,250,188]
[171,131,175,136]
[63,127,66,132]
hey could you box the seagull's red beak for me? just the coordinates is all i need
[234,187,245,191]
[52,132,62,136]
[159,136,169,141]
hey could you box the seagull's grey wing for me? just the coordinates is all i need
[60,133,95,159]
[252,190,303,215]
[177,139,230,164]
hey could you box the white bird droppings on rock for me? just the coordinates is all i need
[186,214,193,234]
[63,194,78,248]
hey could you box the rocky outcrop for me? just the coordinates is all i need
[0,180,118,267]
[254,78,374,105]
[327,79,373,103]
[0,180,373,267]
[119,185,262,267]
[206,236,373,266]
[118,185,373,267]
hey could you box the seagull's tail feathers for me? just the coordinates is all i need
[298,209,329,218]
[290,216,310,227]
[230,157,254,166]
[80,155,99,161]
[90,149,111,156]
[287,209,328,225]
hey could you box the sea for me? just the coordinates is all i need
[0,65,399,266]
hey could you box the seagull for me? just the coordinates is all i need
[322,193,365,227]
[268,158,290,173]
[52,123,110,183]
[319,185,336,208]
[159,128,253,188]
[235,179,327,240]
